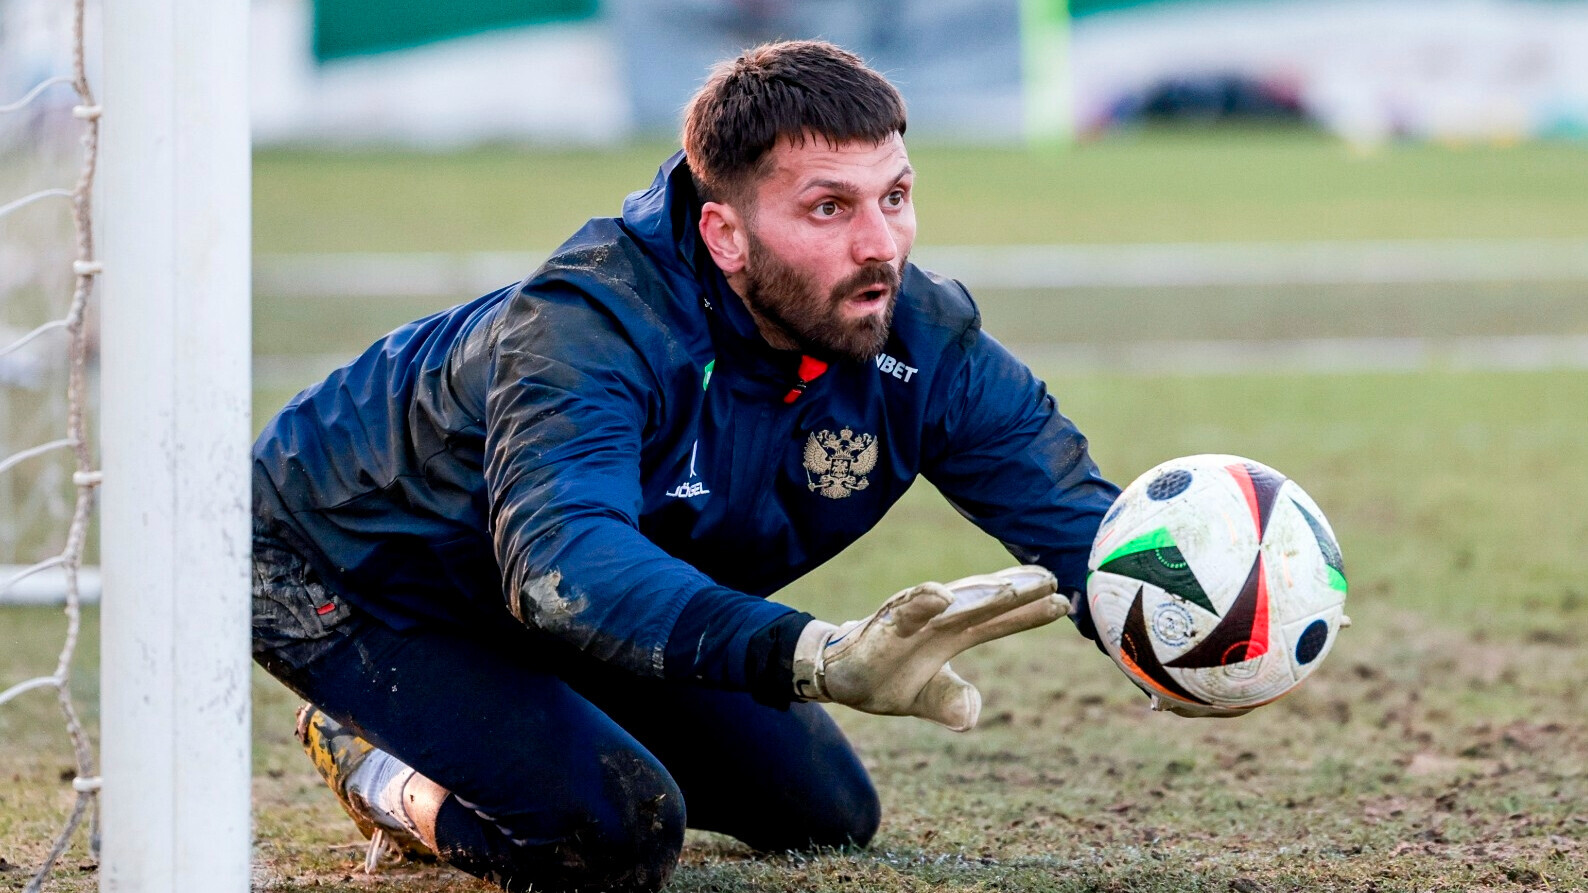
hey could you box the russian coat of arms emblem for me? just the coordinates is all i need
[802,427,879,499]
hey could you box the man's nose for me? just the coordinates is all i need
[851,203,898,265]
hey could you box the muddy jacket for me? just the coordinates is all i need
[253,152,1119,687]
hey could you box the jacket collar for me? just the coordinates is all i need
[621,150,701,280]
[622,151,796,366]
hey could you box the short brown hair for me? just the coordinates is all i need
[682,40,908,207]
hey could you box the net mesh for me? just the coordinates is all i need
[0,0,103,887]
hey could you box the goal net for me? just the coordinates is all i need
[0,1,105,887]
[0,0,252,889]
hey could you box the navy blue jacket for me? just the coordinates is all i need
[253,152,1119,688]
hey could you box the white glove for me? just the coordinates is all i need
[792,565,1066,731]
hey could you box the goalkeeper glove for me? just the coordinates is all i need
[792,565,1066,731]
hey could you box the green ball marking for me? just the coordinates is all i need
[1153,547,1188,570]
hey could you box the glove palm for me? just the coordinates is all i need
[793,566,1066,731]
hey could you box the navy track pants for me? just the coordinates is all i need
[253,545,880,893]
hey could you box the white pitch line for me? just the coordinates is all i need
[1014,334,1588,375]
[255,251,543,298]
[254,238,1588,297]
[919,239,1588,289]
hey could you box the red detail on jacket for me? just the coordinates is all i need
[783,355,831,404]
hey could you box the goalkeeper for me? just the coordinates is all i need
[252,39,1119,893]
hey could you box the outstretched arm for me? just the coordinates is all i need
[922,321,1119,631]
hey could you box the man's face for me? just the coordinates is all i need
[734,132,916,363]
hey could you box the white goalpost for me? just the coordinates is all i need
[98,0,253,888]
[1,0,250,886]
[2,0,251,886]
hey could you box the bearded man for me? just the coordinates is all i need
[251,39,1119,893]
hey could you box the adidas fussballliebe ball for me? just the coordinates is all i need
[1086,455,1349,716]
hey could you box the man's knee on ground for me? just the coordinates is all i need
[438,752,687,893]
[580,752,689,889]
[802,769,881,850]
[739,759,881,853]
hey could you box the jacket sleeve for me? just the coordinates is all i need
[921,320,1121,595]
[482,284,792,679]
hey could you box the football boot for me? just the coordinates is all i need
[295,703,433,869]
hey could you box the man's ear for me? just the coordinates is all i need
[699,201,749,276]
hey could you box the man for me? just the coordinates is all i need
[253,40,1119,893]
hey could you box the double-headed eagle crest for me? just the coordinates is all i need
[803,427,879,499]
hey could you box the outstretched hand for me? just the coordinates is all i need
[792,566,1067,731]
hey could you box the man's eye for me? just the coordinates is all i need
[816,201,840,217]
[885,190,906,207]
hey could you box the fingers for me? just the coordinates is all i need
[931,565,1057,632]
[955,591,1069,645]
[880,582,953,637]
[911,663,980,732]
[988,565,1057,594]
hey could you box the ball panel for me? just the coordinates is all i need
[1151,475,1261,614]
[1179,649,1297,708]
[1095,525,1218,614]
[1145,467,1193,500]
[1114,582,1214,707]
[1261,486,1349,625]
[1164,552,1269,669]
[1288,494,1347,591]
[1091,455,1240,560]
[1295,619,1329,665]
[1087,572,1214,708]
[1094,462,1261,622]
[1280,607,1345,678]
[1223,459,1289,539]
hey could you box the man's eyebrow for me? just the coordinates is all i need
[800,164,915,195]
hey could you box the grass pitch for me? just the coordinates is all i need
[252,129,1588,252]
[4,129,1587,891]
[6,367,1586,892]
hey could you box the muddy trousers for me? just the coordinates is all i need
[254,582,881,893]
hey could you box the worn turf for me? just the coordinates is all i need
[6,129,1586,890]
[6,367,1586,892]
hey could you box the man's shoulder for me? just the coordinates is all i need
[535,218,653,296]
[507,216,708,378]
[532,217,700,309]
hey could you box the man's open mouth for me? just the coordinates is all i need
[849,285,891,306]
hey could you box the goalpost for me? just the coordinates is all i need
[1,0,250,886]
[97,0,253,888]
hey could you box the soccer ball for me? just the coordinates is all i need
[1086,454,1349,716]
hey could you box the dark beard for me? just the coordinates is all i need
[743,230,901,364]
